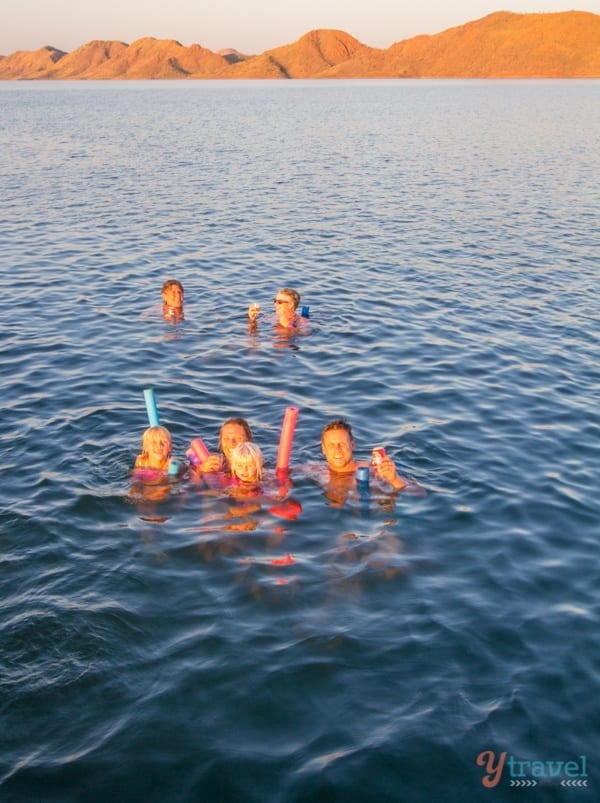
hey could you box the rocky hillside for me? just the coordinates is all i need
[0,11,598,79]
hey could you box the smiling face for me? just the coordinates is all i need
[274,293,293,310]
[220,422,251,464]
[229,441,263,484]
[232,457,261,484]
[321,427,356,473]
[273,290,298,326]
[142,426,172,468]
[161,282,184,309]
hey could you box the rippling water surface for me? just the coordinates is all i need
[1,79,598,802]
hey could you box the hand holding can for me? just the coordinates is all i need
[248,302,261,321]
[372,446,386,468]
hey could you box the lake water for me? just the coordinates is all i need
[0,79,598,802]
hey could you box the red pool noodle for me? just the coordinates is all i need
[187,437,210,466]
[268,500,303,520]
[276,406,298,474]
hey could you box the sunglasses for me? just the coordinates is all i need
[274,298,291,304]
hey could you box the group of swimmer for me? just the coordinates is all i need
[135,280,420,512]
[135,416,409,491]
[159,279,310,333]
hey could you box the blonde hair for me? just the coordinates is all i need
[229,441,263,480]
[136,425,173,468]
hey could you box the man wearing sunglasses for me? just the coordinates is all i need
[248,287,309,332]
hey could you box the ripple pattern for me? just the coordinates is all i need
[0,79,598,802]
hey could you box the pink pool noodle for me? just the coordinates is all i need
[186,437,210,466]
[276,406,298,474]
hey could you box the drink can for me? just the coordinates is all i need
[372,447,386,467]
[356,466,370,485]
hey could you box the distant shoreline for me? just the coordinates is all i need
[1,11,599,80]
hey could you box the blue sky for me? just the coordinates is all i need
[2,1,599,55]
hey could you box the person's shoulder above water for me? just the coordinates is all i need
[134,425,173,471]
[320,418,418,492]
[160,278,185,323]
[140,278,185,323]
[188,417,254,476]
[248,286,311,334]
[132,424,184,478]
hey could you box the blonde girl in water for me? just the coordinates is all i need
[134,425,173,472]
[229,441,264,488]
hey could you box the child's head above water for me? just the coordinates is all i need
[229,441,263,484]
[136,425,173,470]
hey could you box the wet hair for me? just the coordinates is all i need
[279,287,300,309]
[218,417,254,453]
[229,441,263,480]
[321,419,354,444]
[161,279,184,295]
[139,425,172,458]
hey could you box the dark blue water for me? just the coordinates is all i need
[1,79,598,802]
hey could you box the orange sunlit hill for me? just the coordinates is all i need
[1,11,599,79]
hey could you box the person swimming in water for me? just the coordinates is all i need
[191,417,254,475]
[226,441,302,524]
[229,441,263,489]
[140,279,185,323]
[248,287,309,333]
[319,419,410,506]
[161,279,184,323]
[134,425,174,472]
